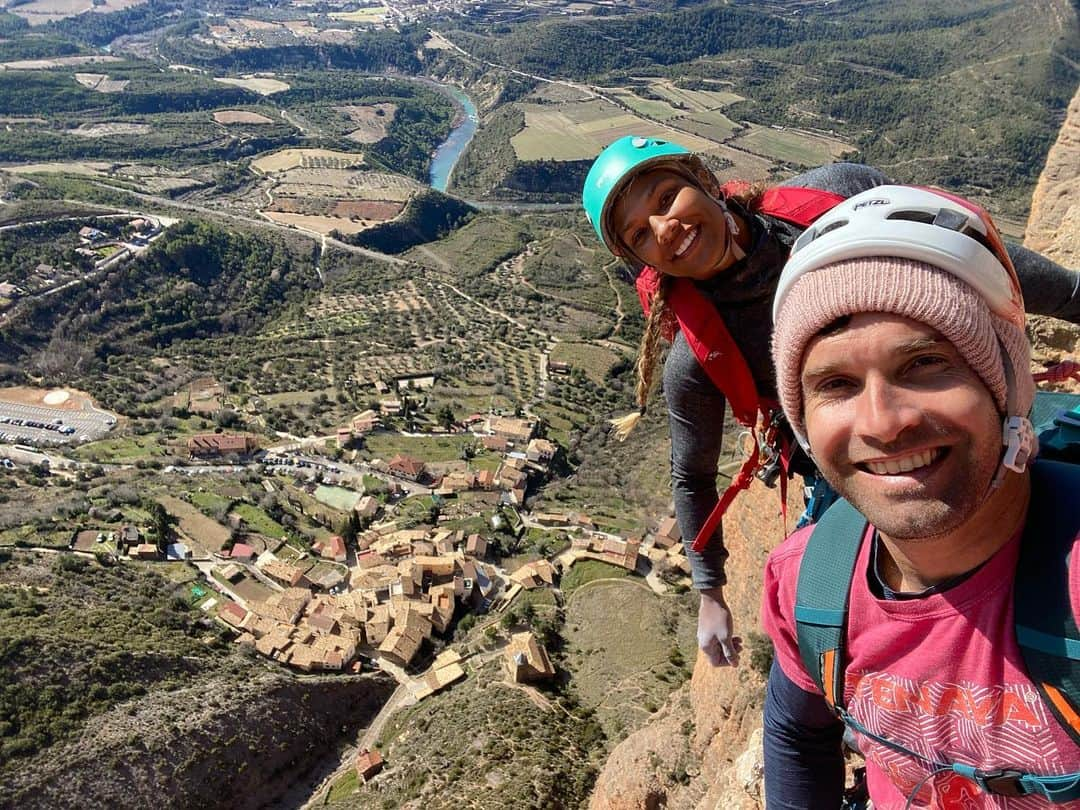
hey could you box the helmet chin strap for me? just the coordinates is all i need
[718,202,746,267]
[994,340,1036,486]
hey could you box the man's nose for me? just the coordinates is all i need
[853,376,922,445]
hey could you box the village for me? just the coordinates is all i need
[57,402,695,788]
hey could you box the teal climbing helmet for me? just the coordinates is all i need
[582,135,700,254]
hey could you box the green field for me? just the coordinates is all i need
[549,342,621,385]
[230,503,287,538]
[734,126,853,168]
[314,484,361,512]
[362,433,475,463]
[675,109,740,143]
[71,434,170,463]
[610,90,684,121]
[647,81,742,112]
[562,579,695,738]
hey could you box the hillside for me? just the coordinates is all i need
[0,550,394,808]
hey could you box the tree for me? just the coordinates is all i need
[437,404,455,430]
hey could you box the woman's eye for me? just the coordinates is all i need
[659,190,675,209]
[630,228,647,247]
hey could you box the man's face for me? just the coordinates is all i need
[801,313,1002,541]
[609,168,731,280]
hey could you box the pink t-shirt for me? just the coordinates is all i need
[762,522,1080,809]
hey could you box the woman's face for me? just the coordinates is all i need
[610,167,734,280]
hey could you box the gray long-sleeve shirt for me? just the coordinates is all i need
[664,164,1080,589]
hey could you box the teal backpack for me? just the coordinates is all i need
[795,391,1080,803]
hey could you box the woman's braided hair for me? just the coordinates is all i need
[609,177,763,440]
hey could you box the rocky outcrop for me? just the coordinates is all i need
[1027,82,1080,364]
[589,80,1080,810]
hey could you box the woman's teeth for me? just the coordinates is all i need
[864,448,940,475]
[675,228,697,257]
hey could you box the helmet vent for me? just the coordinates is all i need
[886,210,935,225]
[816,218,848,237]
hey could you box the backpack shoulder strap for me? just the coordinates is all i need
[794,498,868,710]
[1015,459,1080,746]
[755,186,848,228]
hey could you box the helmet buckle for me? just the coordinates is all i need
[1002,416,1035,473]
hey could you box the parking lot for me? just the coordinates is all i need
[0,400,116,445]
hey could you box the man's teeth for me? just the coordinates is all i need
[675,229,696,257]
[865,449,939,475]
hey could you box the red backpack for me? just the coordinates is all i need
[634,185,846,552]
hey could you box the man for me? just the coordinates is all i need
[761,185,1080,807]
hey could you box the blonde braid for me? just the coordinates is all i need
[610,278,671,440]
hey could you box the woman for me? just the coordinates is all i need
[582,135,1080,668]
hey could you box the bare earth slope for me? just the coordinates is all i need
[588,81,1080,810]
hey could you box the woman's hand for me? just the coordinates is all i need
[698,585,742,667]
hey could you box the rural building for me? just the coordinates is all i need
[166,542,191,560]
[465,533,487,558]
[654,517,681,549]
[219,563,244,582]
[78,226,108,245]
[486,416,535,444]
[261,560,307,588]
[230,543,255,561]
[355,495,380,519]
[355,749,384,782]
[314,535,348,563]
[526,438,556,463]
[0,281,22,298]
[475,468,496,490]
[388,454,425,482]
[133,543,159,560]
[352,410,379,433]
[186,433,257,458]
[481,435,509,453]
[510,559,556,589]
[505,632,555,683]
[218,602,249,630]
[379,398,403,415]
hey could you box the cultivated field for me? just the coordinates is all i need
[1,55,121,70]
[328,7,387,23]
[214,76,291,96]
[214,110,275,125]
[731,125,855,168]
[252,149,365,174]
[73,74,129,93]
[262,211,372,235]
[548,342,622,384]
[676,109,740,142]
[67,123,152,138]
[511,98,716,161]
[158,494,232,554]
[6,0,143,26]
[336,103,397,143]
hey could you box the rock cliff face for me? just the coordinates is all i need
[588,82,1080,810]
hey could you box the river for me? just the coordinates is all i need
[428,85,478,192]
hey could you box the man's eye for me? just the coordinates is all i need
[817,377,854,395]
[908,355,947,372]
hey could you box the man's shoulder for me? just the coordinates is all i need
[765,523,816,579]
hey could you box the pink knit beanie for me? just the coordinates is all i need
[771,256,1034,443]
